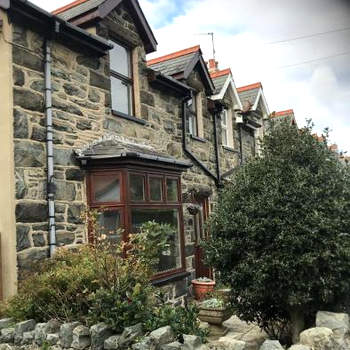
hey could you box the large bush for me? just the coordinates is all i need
[203,121,350,343]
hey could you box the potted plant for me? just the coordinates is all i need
[198,298,231,325]
[191,277,215,300]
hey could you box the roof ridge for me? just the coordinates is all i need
[274,109,294,116]
[147,45,201,66]
[210,68,231,79]
[237,82,262,92]
[52,0,89,15]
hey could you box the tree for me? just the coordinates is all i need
[203,121,350,343]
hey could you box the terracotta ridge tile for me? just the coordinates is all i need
[210,68,231,78]
[237,82,262,92]
[147,45,201,66]
[52,0,88,15]
[274,109,294,116]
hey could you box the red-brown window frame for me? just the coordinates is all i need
[87,166,186,281]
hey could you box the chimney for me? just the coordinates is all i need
[208,59,218,73]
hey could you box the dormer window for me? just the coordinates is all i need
[221,109,228,146]
[110,41,133,116]
[221,109,234,149]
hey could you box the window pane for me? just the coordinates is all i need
[222,129,228,146]
[150,177,162,201]
[166,179,178,202]
[109,41,130,77]
[131,208,182,273]
[130,174,145,201]
[97,210,121,243]
[111,77,132,115]
[221,110,227,126]
[93,175,120,202]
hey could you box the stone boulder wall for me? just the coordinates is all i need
[0,318,204,350]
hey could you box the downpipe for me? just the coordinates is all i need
[44,40,56,256]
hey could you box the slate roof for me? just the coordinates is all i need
[210,69,231,95]
[53,0,105,21]
[147,46,200,77]
[237,82,262,108]
[76,138,192,168]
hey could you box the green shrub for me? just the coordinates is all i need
[143,301,208,342]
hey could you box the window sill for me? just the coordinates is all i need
[222,145,238,153]
[152,270,191,287]
[190,135,206,143]
[112,110,147,125]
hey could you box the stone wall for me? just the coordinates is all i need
[10,3,236,299]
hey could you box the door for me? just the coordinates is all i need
[194,197,213,279]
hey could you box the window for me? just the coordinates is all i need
[186,95,198,136]
[221,109,228,146]
[110,41,133,115]
[88,169,185,279]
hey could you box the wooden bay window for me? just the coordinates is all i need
[87,167,186,280]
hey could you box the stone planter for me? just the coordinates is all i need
[191,279,215,300]
[198,306,231,325]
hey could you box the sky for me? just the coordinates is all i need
[33,0,350,153]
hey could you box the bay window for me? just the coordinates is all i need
[88,168,185,279]
[110,41,133,116]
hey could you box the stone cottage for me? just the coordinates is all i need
[0,0,271,301]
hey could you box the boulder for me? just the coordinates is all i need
[299,327,334,350]
[60,322,81,348]
[34,323,47,345]
[131,336,157,350]
[217,337,246,350]
[0,328,15,343]
[104,335,121,350]
[21,330,35,345]
[45,319,61,334]
[119,323,143,348]
[182,334,202,349]
[71,325,91,349]
[46,333,59,345]
[316,311,350,337]
[0,319,14,331]
[90,322,113,350]
[150,326,175,346]
[0,345,12,350]
[288,345,311,350]
[160,341,182,349]
[259,340,284,350]
[14,319,36,345]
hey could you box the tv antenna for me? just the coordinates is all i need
[197,32,216,60]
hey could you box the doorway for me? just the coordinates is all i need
[194,197,212,279]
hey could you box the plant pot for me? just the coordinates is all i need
[198,306,231,325]
[191,279,215,300]
[216,288,231,302]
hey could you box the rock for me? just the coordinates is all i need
[72,325,91,349]
[316,311,350,337]
[104,335,121,350]
[77,55,100,70]
[0,319,14,331]
[77,120,92,130]
[0,328,15,343]
[140,90,155,107]
[13,46,43,72]
[119,323,143,348]
[90,322,113,350]
[223,316,268,350]
[55,181,76,201]
[0,344,12,350]
[45,320,61,334]
[160,341,182,349]
[33,233,46,247]
[22,330,35,345]
[299,327,334,350]
[150,326,175,346]
[288,345,311,350]
[14,88,44,112]
[35,323,47,346]
[17,247,49,270]
[90,71,110,90]
[259,340,284,350]
[182,334,202,349]
[16,202,47,223]
[66,168,85,181]
[103,118,122,133]
[218,337,246,350]
[59,321,81,348]
[14,319,36,345]
[16,225,31,252]
[131,336,157,350]
[13,109,29,138]
[67,204,85,224]
[54,148,76,166]
[14,140,45,167]
[47,333,59,345]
